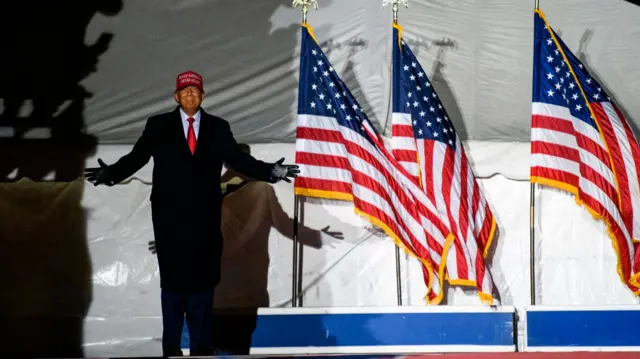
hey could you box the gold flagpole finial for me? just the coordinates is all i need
[293,0,318,24]
[383,0,409,24]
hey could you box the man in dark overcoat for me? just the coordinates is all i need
[84,70,299,356]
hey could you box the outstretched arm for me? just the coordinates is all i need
[219,120,274,182]
[85,119,154,186]
[108,119,154,184]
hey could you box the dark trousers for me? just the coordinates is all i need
[161,289,214,357]
[212,308,259,355]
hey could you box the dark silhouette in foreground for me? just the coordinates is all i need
[0,0,122,357]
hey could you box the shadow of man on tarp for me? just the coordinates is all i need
[152,144,343,355]
[211,178,342,355]
[0,0,122,357]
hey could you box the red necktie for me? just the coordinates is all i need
[187,117,197,154]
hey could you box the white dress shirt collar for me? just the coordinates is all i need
[179,107,201,139]
[180,107,201,123]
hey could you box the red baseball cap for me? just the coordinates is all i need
[176,70,204,92]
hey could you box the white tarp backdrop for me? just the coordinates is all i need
[80,0,640,144]
[2,0,640,357]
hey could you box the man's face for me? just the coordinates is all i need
[174,86,203,113]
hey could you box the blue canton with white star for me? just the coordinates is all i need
[533,12,610,130]
[392,26,457,151]
[298,25,378,145]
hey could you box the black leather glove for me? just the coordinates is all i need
[84,158,115,186]
[269,157,300,183]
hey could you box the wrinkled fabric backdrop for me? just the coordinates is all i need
[80,0,640,145]
[2,0,640,357]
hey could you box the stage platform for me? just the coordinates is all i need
[123,353,640,359]
[523,305,640,352]
[183,306,515,356]
[175,305,640,356]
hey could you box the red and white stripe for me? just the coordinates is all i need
[591,102,640,238]
[392,112,497,303]
[590,100,640,279]
[530,101,638,290]
[294,114,455,303]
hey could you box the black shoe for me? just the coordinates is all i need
[189,348,217,356]
[163,349,183,357]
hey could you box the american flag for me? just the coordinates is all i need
[390,24,497,303]
[293,24,455,303]
[531,9,640,292]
